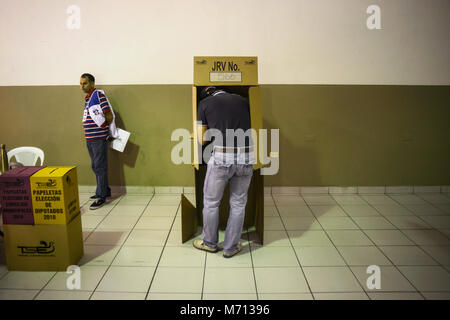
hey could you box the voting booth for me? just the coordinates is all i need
[181,56,265,245]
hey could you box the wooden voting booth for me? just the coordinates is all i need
[181,56,264,245]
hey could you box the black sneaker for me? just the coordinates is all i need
[90,194,111,200]
[90,198,106,210]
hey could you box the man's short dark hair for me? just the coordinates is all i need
[199,86,217,101]
[81,73,95,83]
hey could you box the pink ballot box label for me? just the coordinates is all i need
[0,166,45,225]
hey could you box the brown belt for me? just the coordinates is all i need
[214,147,252,153]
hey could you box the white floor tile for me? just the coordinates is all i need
[385,216,433,229]
[150,267,203,293]
[108,205,147,217]
[337,246,392,266]
[281,217,323,231]
[149,195,181,206]
[252,230,291,247]
[368,292,423,300]
[254,267,310,293]
[326,230,374,246]
[389,195,428,205]
[96,266,155,292]
[96,215,140,230]
[303,267,363,293]
[0,271,55,290]
[360,195,397,205]
[288,230,334,247]
[420,246,450,266]
[422,292,450,300]
[378,246,438,266]
[404,204,446,216]
[91,291,146,300]
[419,216,450,229]
[351,266,415,292]
[264,206,279,217]
[202,293,258,300]
[309,205,348,218]
[331,195,367,205]
[251,246,299,267]
[364,230,414,246]
[295,247,346,267]
[44,266,108,291]
[135,216,174,230]
[401,230,450,246]
[417,194,450,204]
[259,293,313,300]
[35,290,92,300]
[142,205,179,217]
[277,206,314,217]
[352,216,396,229]
[124,230,169,246]
[159,246,205,267]
[313,292,369,300]
[82,229,94,241]
[302,195,337,205]
[81,215,105,229]
[341,205,381,217]
[117,195,152,205]
[79,245,121,266]
[85,229,131,246]
[112,246,164,267]
[317,217,359,230]
[0,289,38,300]
[203,268,256,294]
[372,204,413,216]
[398,266,450,291]
[264,217,285,231]
[147,293,201,300]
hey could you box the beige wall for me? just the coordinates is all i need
[1,85,449,186]
[1,0,449,85]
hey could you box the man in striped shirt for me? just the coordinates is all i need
[80,73,113,209]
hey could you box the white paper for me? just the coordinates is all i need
[110,128,130,152]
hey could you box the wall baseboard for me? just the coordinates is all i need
[79,185,450,195]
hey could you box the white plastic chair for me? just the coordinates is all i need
[7,146,44,166]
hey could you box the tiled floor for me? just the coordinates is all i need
[0,191,450,300]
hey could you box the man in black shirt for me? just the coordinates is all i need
[193,87,255,258]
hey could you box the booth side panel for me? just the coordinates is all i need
[181,194,198,243]
[249,86,264,170]
[254,171,264,245]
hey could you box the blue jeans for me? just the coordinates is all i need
[202,152,254,254]
[86,139,111,199]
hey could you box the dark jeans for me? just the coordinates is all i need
[87,139,111,199]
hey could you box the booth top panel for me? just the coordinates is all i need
[194,56,258,86]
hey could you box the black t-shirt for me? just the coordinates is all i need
[197,92,251,148]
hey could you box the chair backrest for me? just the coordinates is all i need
[7,147,44,166]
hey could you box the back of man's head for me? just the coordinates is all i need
[199,86,217,101]
[81,73,95,83]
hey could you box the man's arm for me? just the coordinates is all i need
[98,91,113,127]
[104,111,113,125]
[197,102,208,145]
[197,124,208,145]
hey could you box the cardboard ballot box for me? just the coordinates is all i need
[30,166,80,225]
[3,213,84,271]
[0,166,45,225]
[181,56,265,245]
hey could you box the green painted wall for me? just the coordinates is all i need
[0,85,449,186]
